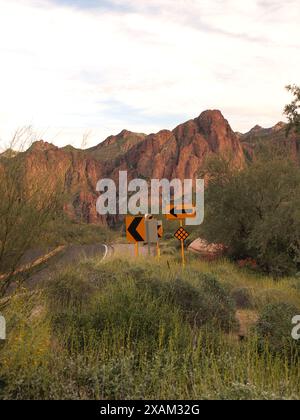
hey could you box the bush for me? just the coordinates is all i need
[135,271,237,332]
[46,267,95,312]
[201,152,300,276]
[231,287,254,309]
[90,278,189,353]
[1,258,300,399]
[256,302,300,357]
[198,275,238,332]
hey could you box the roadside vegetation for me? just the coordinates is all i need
[0,255,299,400]
[198,85,300,278]
[1,86,300,400]
[200,147,300,277]
[0,151,63,297]
[0,130,118,297]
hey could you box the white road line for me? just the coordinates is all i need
[102,244,109,261]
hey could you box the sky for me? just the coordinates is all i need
[0,0,299,149]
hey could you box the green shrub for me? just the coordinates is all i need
[231,287,254,309]
[135,272,237,332]
[198,275,238,332]
[256,302,300,357]
[46,267,95,312]
[90,278,189,352]
[201,153,300,276]
[1,259,300,400]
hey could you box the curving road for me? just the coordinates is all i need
[20,243,110,289]
[3,242,156,291]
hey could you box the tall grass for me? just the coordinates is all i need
[0,256,300,400]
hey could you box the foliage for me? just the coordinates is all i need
[231,287,254,309]
[256,302,300,357]
[284,84,300,135]
[0,152,64,297]
[1,257,300,400]
[201,151,300,276]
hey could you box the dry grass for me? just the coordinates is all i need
[0,255,299,400]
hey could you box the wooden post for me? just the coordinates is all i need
[180,220,185,268]
[156,242,161,259]
[146,220,151,256]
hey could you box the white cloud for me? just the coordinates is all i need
[0,0,299,148]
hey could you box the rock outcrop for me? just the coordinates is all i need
[4,109,297,224]
[188,238,227,260]
[111,110,245,183]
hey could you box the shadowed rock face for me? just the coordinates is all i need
[6,109,296,224]
[22,141,105,224]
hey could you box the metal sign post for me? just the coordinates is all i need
[166,204,193,268]
[174,222,190,268]
[157,221,163,259]
[135,242,139,257]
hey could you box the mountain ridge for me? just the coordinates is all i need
[1,110,299,224]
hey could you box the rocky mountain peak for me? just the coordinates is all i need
[12,110,288,224]
[29,140,57,153]
[272,121,286,132]
[249,124,263,133]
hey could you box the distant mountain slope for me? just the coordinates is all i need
[239,121,287,143]
[239,122,300,163]
[2,110,298,224]
[86,129,147,163]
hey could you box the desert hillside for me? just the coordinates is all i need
[2,110,298,224]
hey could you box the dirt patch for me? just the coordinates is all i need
[236,309,259,338]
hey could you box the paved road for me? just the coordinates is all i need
[6,242,155,291]
[54,243,109,264]
[23,243,109,288]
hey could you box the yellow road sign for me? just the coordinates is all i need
[165,204,196,220]
[174,227,190,242]
[126,216,146,243]
[174,223,190,268]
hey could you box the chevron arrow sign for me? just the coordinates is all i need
[165,204,196,220]
[126,216,146,243]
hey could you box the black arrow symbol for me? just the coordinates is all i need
[128,217,144,242]
[170,206,178,218]
[157,224,162,238]
[172,206,194,216]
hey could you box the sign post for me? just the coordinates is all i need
[180,220,185,267]
[135,242,139,257]
[174,221,190,268]
[145,215,154,256]
[166,204,193,267]
[0,315,6,341]
[157,221,163,259]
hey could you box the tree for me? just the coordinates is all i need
[284,84,300,135]
[201,149,300,276]
[0,129,63,297]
